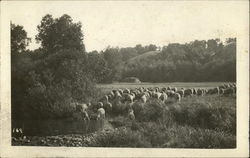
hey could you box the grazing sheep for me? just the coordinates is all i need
[207,87,219,95]
[193,88,197,95]
[223,88,235,96]
[153,92,162,99]
[219,88,225,95]
[166,90,175,97]
[184,89,193,97]
[171,87,178,92]
[140,94,147,103]
[97,102,104,108]
[107,94,113,100]
[124,88,130,94]
[197,89,204,96]
[83,111,90,121]
[118,89,123,95]
[162,87,167,92]
[154,87,159,92]
[76,103,88,112]
[160,92,168,102]
[109,91,115,97]
[173,93,181,102]
[123,93,134,103]
[97,103,105,120]
[104,101,112,114]
[128,109,135,120]
[213,87,220,95]
[101,95,108,102]
[115,91,122,98]
[176,90,184,98]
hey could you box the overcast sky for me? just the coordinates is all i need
[6,1,248,52]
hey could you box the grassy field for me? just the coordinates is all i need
[13,82,236,148]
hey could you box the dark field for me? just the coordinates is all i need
[12,82,236,148]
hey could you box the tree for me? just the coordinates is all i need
[36,14,85,53]
[11,23,31,53]
[102,47,122,82]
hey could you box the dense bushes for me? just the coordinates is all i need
[11,15,111,120]
[131,95,236,135]
[167,96,236,134]
[11,50,99,120]
[89,127,151,147]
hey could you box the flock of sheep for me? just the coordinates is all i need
[80,83,237,121]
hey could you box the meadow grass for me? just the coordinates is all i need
[90,92,236,148]
[13,83,236,148]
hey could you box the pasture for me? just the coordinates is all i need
[12,82,236,148]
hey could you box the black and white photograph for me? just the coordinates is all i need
[0,1,249,157]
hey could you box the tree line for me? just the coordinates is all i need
[11,14,236,120]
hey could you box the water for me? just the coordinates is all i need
[12,119,103,136]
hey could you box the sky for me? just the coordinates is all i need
[5,1,248,52]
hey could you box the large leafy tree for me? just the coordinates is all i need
[36,14,85,53]
[11,23,31,53]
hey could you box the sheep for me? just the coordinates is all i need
[197,89,204,96]
[184,89,193,97]
[193,88,197,95]
[76,103,88,112]
[219,88,225,95]
[223,88,235,96]
[118,89,123,95]
[97,102,105,120]
[162,87,167,92]
[176,90,184,98]
[140,94,147,103]
[122,93,134,103]
[171,87,178,92]
[207,87,219,95]
[157,87,161,92]
[166,90,175,97]
[160,92,168,102]
[153,92,162,99]
[173,93,181,102]
[212,87,220,95]
[128,108,135,120]
[115,91,122,98]
[123,88,130,94]
[104,101,112,114]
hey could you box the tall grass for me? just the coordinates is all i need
[86,95,236,148]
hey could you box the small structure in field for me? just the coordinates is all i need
[122,77,141,83]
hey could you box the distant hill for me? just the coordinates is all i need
[125,50,161,65]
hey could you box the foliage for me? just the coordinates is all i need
[167,95,236,134]
[121,38,236,82]
[36,14,85,53]
[11,18,98,120]
[11,23,31,53]
[88,127,151,147]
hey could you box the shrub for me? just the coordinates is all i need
[168,96,236,134]
[135,99,165,122]
[12,50,98,120]
[162,125,236,148]
[89,127,151,147]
